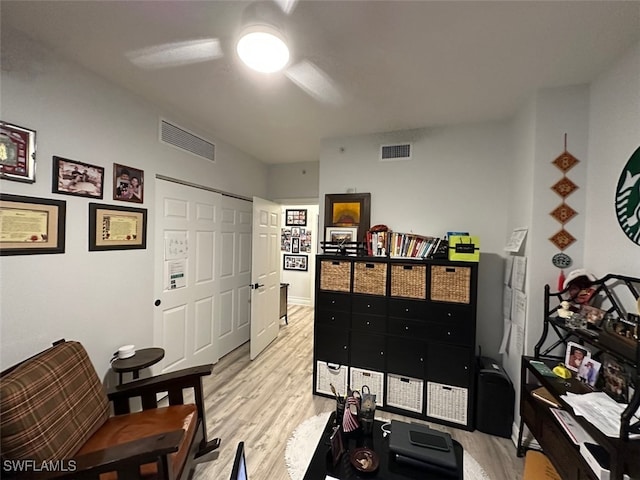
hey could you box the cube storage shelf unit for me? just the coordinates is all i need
[312,255,478,430]
[517,273,640,480]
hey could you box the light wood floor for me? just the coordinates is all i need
[193,305,525,480]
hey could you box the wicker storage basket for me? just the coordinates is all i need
[319,260,352,292]
[390,264,427,299]
[430,265,471,304]
[353,261,387,295]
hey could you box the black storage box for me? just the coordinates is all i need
[476,356,515,438]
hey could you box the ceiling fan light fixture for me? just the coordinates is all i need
[236,25,290,73]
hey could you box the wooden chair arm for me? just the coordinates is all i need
[106,364,213,415]
[6,430,184,479]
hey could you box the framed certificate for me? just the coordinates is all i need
[89,203,147,251]
[0,194,66,255]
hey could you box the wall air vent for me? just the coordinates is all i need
[380,143,412,161]
[160,119,215,162]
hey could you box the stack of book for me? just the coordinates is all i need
[389,232,441,259]
[366,230,390,256]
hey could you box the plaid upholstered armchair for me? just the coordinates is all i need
[0,340,220,479]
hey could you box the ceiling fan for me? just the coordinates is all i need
[124,0,343,106]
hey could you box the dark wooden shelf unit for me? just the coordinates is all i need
[312,255,478,431]
[517,273,640,480]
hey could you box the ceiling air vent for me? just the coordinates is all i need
[380,143,412,161]
[160,119,215,162]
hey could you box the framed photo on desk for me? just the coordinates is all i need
[329,425,344,466]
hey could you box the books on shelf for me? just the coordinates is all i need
[531,386,561,408]
[366,230,390,256]
[389,232,441,259]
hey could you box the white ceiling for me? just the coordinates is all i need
[2,1,639,164]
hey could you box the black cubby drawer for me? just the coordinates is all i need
[317,292,351,311]
[351,313,386,333]
[427,322,473,345]
[352,294,387,314]
[316,309,350,328]
[388,298,427,319]
[387,318,428,338]
[428,303,472,324]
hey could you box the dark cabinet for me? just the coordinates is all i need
[517,273,640,480]
[312,255,478,430]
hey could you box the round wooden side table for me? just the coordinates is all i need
[111,347,165,384]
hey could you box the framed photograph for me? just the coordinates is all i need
[113,163,144,203]
[281,227,291,252]
[577,358,601,387]
[329,425,344,466]
[89,203,147,251]
[283,254,308,271]
[52,156,104,199]
[0,194,65,255]
[580,304,607,327]
[325,226,358,244]
[324,193,370,243]
[599,354,629,402]
[291,237,300,253]
[564,341,590,372]
[286,209,307,226]
[0,121,36,183]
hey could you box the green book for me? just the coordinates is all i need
[530,360,557,377]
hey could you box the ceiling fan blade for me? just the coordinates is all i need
[126,39,223,69]
[272,0,298,15]
[284,60,344,106]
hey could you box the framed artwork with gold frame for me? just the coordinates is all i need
[324,193,370,243]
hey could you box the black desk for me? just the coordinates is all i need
[111,347,164,384]
[303,413,463,480]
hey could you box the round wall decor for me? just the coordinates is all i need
[615,146,640,246]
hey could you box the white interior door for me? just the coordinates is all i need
[218,196,252,358]
[250,196,281,360]
[154,179,221,372]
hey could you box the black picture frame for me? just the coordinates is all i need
[286,209,307,226]
[52,156,104,199]
[283,254,308,271]
[51,155,104,199]
[89,203,147,251]
[324,193,371,243]
[0,194,66,255]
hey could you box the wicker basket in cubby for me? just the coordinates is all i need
[430,265,471,304]
[319,260,352,292]
[390,264,427,299]
[353,261,387,296]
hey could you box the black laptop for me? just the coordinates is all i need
[389,420,457,471]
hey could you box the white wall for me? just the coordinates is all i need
[501,85,591,437]
[319,123,512,357]
[268,162,319,200]
[586,41,640,275]
[280,204,319,306]
[0,28,268,378]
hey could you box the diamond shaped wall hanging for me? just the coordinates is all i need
[551,177,578,198]
[550,203,578,224]
[550,228,576,251]
[552,152,580,173]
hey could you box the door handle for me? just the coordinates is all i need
[250,283,265,289]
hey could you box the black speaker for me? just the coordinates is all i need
[475,356,515,438]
